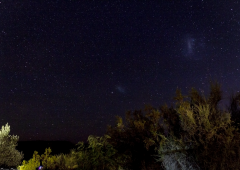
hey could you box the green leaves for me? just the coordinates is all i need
[158,82,240,170]
[18,147,79,170]
[18,151,41,170]
[0,123,23,168]
[74,134,124,170]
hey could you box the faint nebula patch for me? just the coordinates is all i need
[116,85,125,93]
[180,34,206,61]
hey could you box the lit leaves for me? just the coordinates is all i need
[75,134,125,170]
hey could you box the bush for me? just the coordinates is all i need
[18,147,78,170]
[155,135,200,170]
[154,82,240,170]
[18,151,41,170]
[72,134,129,170]
[106,107,164,170]
[18,82,240,170]
[0,123,24,168]
[53,152,78,170]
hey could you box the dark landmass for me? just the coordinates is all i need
[16,140,79,161]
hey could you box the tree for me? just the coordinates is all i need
[106,106,164,170]
[18,151,41,170]
[73,134,128,170]
[228,91,240,128]
[155,82,240,170]
[0,123,24,168]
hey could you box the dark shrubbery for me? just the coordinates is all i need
[105,82,240,170]
[105,106,165,170]
[72,134,130,170]
[17,82,240,170]
[155,82,240,170]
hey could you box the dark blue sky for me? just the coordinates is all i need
[1,0,240,144]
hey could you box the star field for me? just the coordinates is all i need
[0,1,240,144]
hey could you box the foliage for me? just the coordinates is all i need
[18,151,41,170]
[106,106,164,170]
[52,152,78,170]
[155,82,240,170]
[154,135,200,170]
[0,123,24,168]
[40,147,59,170]
[72,134,129,170]
[159,103,182,139]
[228,91,240,128]
[17,81,240,170]
[41,147,53,169]
[18,147,78,170]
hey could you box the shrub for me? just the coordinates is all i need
[155,82,240,170]
[155,135,200,170]
[228,92,240,128]
[73,134,129,170]
[106,107,164,170]
[18,147,78,170]
[17,151,41,170]
[40,147,58,170]
[0,123,24,168]
[53,152,78,170]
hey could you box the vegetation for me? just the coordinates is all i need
[155,82,240,170]
[105,82,240,170]
[18,151,41,170]
[71,134,130,170]
[0,123,24,168]
[105,107,164,170]
[18,147,78,170]
[7,81,240,170]
[155,135,200,170]
[228,91,240,128]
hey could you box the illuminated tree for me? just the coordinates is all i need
[0,123,24,167]
[156,82,240,170]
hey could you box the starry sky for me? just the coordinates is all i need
[1,1,240,144]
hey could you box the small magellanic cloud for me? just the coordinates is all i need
[116,85,125,93]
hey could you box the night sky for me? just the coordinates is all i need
[1,1,240,144]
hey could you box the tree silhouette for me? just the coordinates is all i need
[106,106,164,170]
[228,92,240,128]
